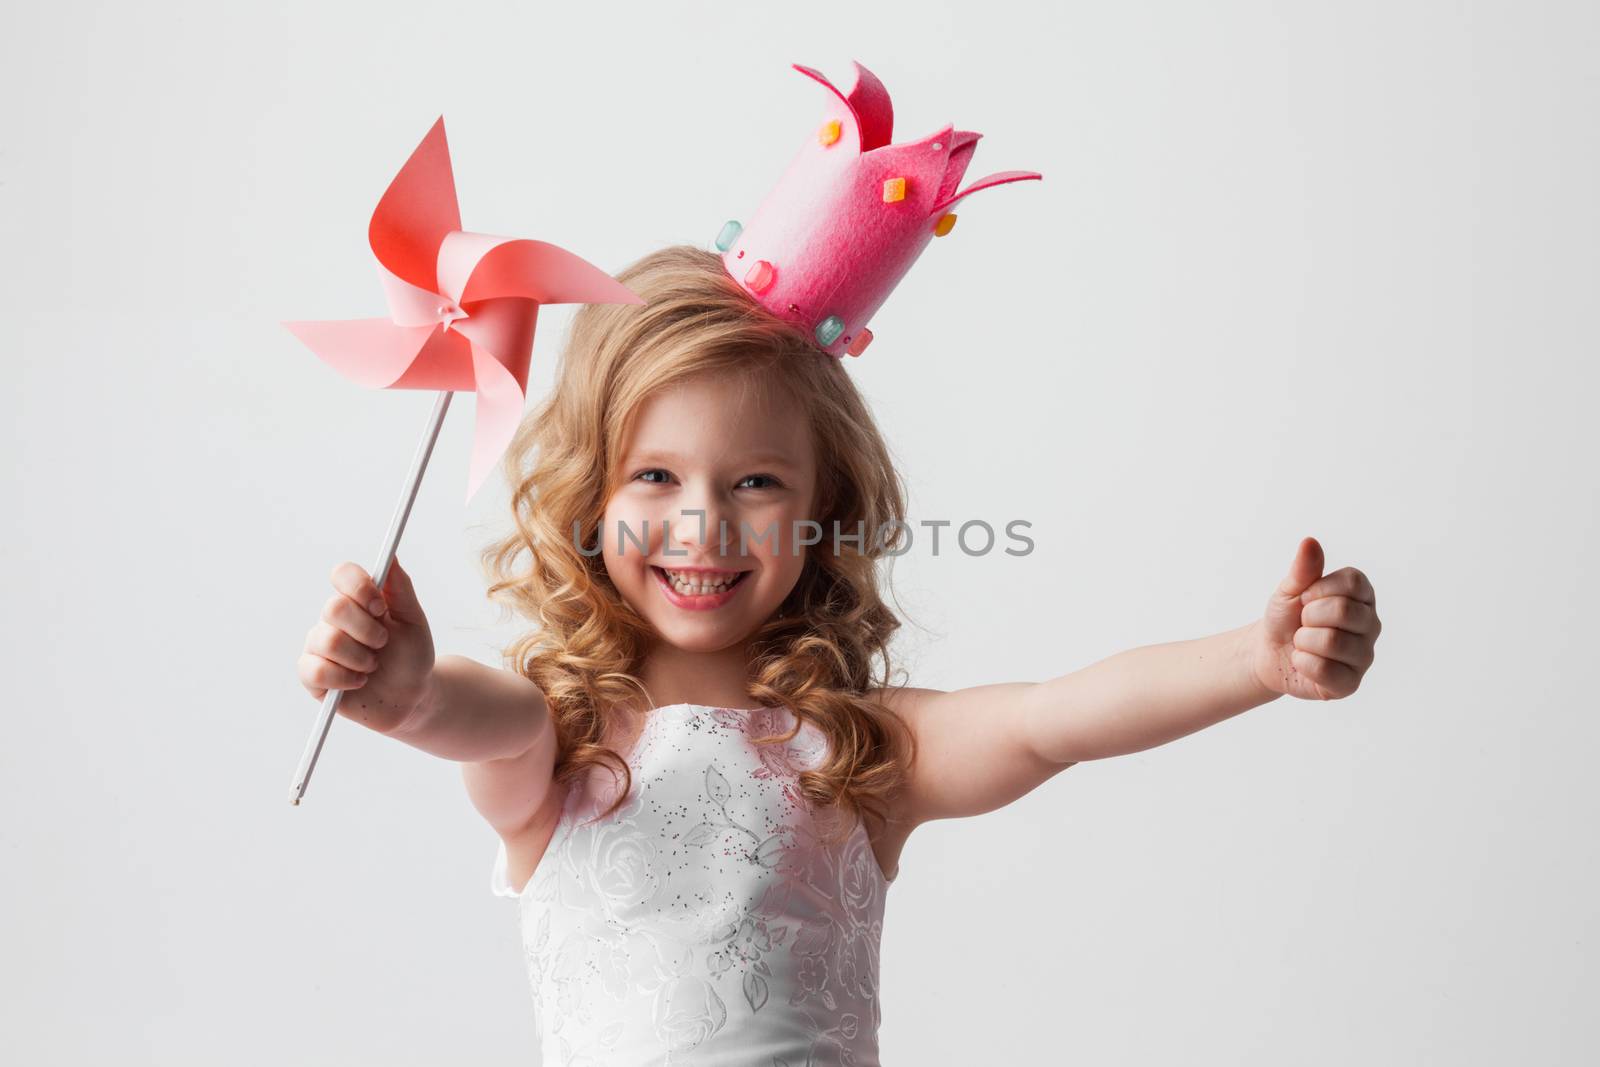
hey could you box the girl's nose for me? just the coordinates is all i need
[671,496,735,554]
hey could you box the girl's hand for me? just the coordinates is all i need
[297,555,437,735]
[1246,536,1381,701]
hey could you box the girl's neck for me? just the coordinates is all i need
[626,640,755,713]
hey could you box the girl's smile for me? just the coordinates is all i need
[650,565,752,610]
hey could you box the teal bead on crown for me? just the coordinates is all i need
[714,220,743,252]
[815,315,845,347]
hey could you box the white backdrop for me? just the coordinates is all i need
[4,1,1596,1063]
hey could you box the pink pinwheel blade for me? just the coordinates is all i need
[281,318,439,389]
[441,233,647,307]
[386,328,478,391]
[465,341,529,504]
[450,297,539,390]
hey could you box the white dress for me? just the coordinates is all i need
[490,703,897,1065]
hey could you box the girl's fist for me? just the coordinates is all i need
[297,555,437,735]
[1247,536,1381,701]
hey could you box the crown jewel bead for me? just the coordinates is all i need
[815,315,845,347]
[818,119,841,147]
[745,259,776,294]
[845,328,874,357]
[714,220,743,252]
[933,212,958,237]
[882,177,906,203]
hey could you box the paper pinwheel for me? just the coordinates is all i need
[283,117,642,805]
[283,116,644,503]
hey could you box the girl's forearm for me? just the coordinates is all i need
[1029,621,1279,763]
[386,654,548,763]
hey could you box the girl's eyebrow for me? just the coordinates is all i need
[625,448,800,469]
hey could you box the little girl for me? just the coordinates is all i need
[297,243,1382,1065]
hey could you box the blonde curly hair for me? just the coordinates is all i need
[479,244,917,845]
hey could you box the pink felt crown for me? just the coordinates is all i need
[715,60,1042,359]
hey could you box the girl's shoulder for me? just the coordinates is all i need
[865,684,938,727]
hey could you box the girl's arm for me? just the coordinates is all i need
[388,656,559,836]
[1025,620,1274,764]
[882,622,1270,823]
[889,538,1379,826]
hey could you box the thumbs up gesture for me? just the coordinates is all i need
[1247,537,1382,701]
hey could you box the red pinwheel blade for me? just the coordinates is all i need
[368,116,462,296]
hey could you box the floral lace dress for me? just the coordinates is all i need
[490,704,897,1066]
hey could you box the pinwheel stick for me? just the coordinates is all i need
[289,390,455,806]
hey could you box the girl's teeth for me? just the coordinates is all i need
[665,569,739,594]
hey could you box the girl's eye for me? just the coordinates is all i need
[632,470,784,490]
